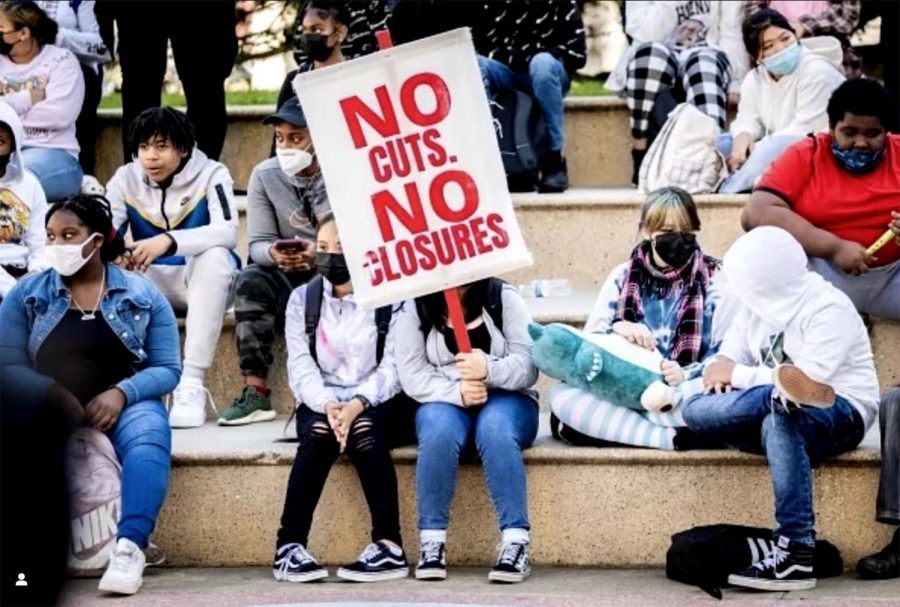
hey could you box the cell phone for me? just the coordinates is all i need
[273,238,310,253]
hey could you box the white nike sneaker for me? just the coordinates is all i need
[98,538,145,595]
[81,174,106,196]
[168,377,213,428]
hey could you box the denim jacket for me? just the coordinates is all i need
[0,262,181,405]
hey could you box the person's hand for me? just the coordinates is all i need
[727,133,753,172]
[269,243,313,273]
[334,398,365,452]
[113,248,135,270]
[661,360,686,386]
[702,357,735,393]
[460,379,488,407]
[324,400,342,434]
[890,211,900,247]
[789,19,807,38]
[727,92,740,111]
[47,384,85,426]
[85,388,126,432]
[29,87,46,104]
[612,321,656,351]
[455,349,488,381]
[131,234,174,272]
[831,239,874,275]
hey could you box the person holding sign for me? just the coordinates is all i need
[219,96,327,426]
[743,78,899,318]
[274,214,414,583]
[396,279,539,583]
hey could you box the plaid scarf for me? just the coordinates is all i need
[614,240,718,365]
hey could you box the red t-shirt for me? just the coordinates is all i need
[755,132,900,266]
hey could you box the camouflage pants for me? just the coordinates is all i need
[233,264,312,378]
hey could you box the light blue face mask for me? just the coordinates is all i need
[762,41,802,76]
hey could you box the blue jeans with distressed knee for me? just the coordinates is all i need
[682,385,865,545]
[415,390,539,532]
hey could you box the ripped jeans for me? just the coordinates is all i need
[276,401,403,550]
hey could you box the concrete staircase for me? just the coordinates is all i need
[95,101,898,571]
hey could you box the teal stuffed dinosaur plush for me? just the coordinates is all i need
[528,322,673,412]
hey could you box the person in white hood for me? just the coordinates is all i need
[108,107,238,429]
[717,9,845,193]
[679,226,878,592]
[0,98,45,298]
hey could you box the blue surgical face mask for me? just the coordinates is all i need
[830,140,885,173]
[762,41,802,76]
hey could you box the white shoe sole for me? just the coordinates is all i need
[273,568,329,583]
[336,566,409,582]
[728,573,816,591]
[415,567,447,580]
[98,574,143,595]
[488,567,531,583]
[218,409,277,426]
[169,417,206,428]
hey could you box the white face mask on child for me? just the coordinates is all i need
[275,146,314,177]
[47,233,101,276]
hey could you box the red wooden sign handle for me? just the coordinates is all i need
[375,28,472,353]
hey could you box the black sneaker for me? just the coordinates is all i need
[415,540,447,580]
[489,541,531,583]
[728,535,815,591]
[272,543,328,582]
[857,528,899,580]
[336,541,409,582]
[538,152,568,193]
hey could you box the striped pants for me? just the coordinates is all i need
[625,42,731,139]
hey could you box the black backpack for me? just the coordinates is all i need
[415,278,505,337]
[489,89,548,191]
[666,524,844,599]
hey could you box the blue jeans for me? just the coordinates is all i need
[715,133,802,194]
[20,147,83,201]
[415,390,539,532]
[682,386,865,545]
[478,53,570,151]
[108,399,172,549]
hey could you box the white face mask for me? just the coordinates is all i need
[47,233,100,276]
[275,146,314,177]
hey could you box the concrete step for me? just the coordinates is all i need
[94,98,632,192]
[235,188,750,291]
[154,413,887,570]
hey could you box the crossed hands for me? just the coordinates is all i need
[324,399,365,453]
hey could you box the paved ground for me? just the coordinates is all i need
[58,567,900,607]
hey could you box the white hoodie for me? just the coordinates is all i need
[0,102,47,297]
[107,149,238,262]
[719,227,879,427]
[729,37,845,141]
[0,44,84,157]
[36,1,111,70]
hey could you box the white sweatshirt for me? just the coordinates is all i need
[730,37,845,140]
[0,44,85,157]
[718,227,879,427]
[36,1,111,70]
[607,1,749,94]
[0,102,48,297]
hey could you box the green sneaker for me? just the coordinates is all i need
[218,386,277,426]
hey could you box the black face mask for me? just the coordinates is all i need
[653,232,699,268]
[0,153,10,173]
[300,32,335,62]
[315,252,350,285]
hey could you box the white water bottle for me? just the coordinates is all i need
[518,279,572,298]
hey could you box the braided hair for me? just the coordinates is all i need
[46,194,126,262]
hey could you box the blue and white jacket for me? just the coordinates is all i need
[107,149,238,266]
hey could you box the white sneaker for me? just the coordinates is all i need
[81,174,105,196]
[169,377,213,428]
[98,538,145,595]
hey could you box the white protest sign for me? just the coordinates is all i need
[294,28,533,309]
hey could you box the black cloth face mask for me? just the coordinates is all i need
[315,252,350,285]
[300,32,335,62]
[653,232,699,267]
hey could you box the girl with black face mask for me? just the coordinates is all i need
[275,213,418,584]
[548,187,735,451]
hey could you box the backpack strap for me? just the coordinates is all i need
[374,305,392,364]
[484,278,505,334]
[304,275,324,364]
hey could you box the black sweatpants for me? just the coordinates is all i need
[113,1,237,160]
[76,63,102,175]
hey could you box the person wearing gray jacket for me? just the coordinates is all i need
[218,96,330,426]
[395,280,539,584]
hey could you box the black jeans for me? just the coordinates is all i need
[76,63,102,175]
[114,1,237,160]
[878,387,900,525]
[277,395,417,549]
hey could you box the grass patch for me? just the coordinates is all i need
[99,89,281,109]
[568,76,613,96]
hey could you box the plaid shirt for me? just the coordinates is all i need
[742,1,860,37]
